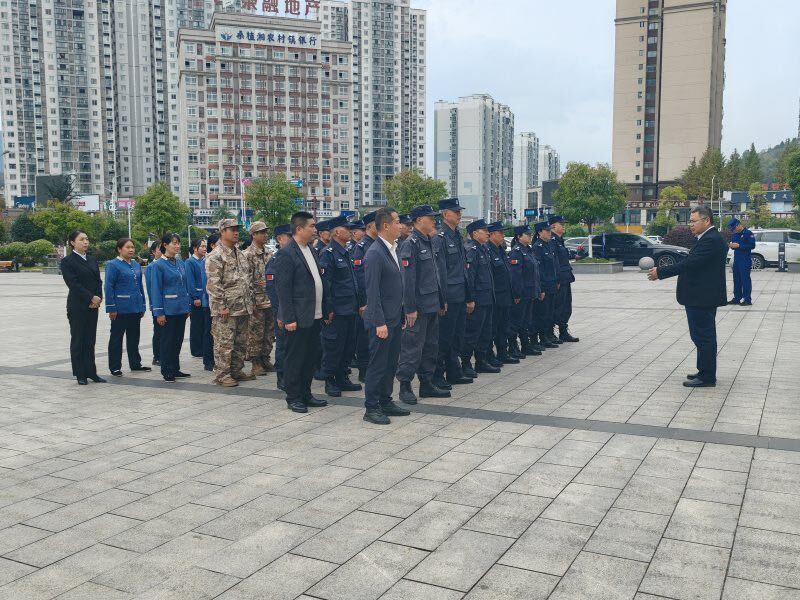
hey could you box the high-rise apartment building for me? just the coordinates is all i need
[176,12,353,221]
[612,0,726,205]
[320,0,349,42]
[348,0,426,206]
[538,144,560,183]
[434,94,514,220]
[512,132,539,219]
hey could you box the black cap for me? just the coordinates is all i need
[548,215,565,225]
[363,211,377,226]
[438,197,463,212]
[399,214,413,225]
[535,221,551,233]
[466,219,489,234]
[409,205,439,220]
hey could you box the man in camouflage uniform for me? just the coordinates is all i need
[206,219,255,387]
[244,221,274,376]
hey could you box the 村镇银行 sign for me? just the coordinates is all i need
[218,27,318,48]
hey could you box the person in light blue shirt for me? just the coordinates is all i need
[185,238,213,370]
[150,233,191,382]
[105,238,150,376]
[144,241,163,366]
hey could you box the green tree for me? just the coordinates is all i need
[25,239,55,263]
[10,212,46,243]
[746,182,772,227]
[29,203,94,244]
[245,175,303,232]
[0,220,8,244]
[97,216,129,241]
[40,174,78,203]
[212,203,236,224]
[738,143,763,189]
[680,157,702,198]
[776,143,800,190]
[647,185,684,236]
[552,163,627,235]
[680,147,725,199]
[723,149,742,191]
[382,169,448,215]
[132,182,190,241]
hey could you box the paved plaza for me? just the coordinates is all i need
[0,268,799,599]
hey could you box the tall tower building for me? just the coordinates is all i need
[512,132,540,219]
[612,0,727,205]
[434,94,514,221]
[538,145,560,183]
[348,0,426,206]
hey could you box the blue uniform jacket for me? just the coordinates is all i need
[551,235,576,284]
[184,255,209,308]
[145,261,157,312]
[532,239,558,294]
[364,237,404,329]
[149,257,191,317]
[265,249,281,310]
[437,224,470,304]
[731,228,755,262]
[399,228,445,315]
[319,239,359,316]
[487,242,513,307]
[352,235,375,308]
[104,258,146,315]
[464,240,494,307]
[509,244,540,300]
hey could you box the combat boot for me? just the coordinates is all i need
[215,375,239,387]
[508,338,525,360]
[251,362,267,377]
[419,380,451,398]
[325,377,342,397]
[475,353,501,374]
[521,336,542,356]
[559,326,579,342]
[335,375,362,392]
[399,381,418,405]
[233,372,257,382]
[358,368,366,383]
[486,349,503,369]
[460,357,478,379]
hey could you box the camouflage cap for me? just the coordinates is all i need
[248,220,268,234]
[218,218,239,231]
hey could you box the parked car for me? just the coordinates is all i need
[564,237,589,259]
[589,233,689,267]
[646,235,664,244]
[726,229,800,269]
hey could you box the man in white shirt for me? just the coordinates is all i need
[274,211,331,413]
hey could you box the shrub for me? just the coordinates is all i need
[25,239,55,263]
[0,220,8,244]
[0,241,28,260]
[10,212,45,243]
[564,225,588,238]
[663,225,696,249]
[88,240,118,263]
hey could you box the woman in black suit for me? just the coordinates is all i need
[61,230,107,385]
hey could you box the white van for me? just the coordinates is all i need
[727,229,800,269]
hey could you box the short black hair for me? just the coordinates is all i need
[66,230,87,248]
[375,207,397,232]
[206,234,219,249]
[160,232,180,253]
[115,238,135,252]
[291,211,314,235]
[149,240,160,256]
[691,205,713,221]
[190,238,205,252]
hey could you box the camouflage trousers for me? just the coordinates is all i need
[212,314,249,382]
[247,307,274,367]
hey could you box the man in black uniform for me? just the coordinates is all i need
[434,198,473,387]
[486,221,518,365]
[396,205,449,405]
[347,220,365,253]
[314,220,333,254]
[265,224,292,391]
[352,211,378,382]
[363,207,411,424]
[398,214,412,243]
[319,216,363,397]
[549,215,579,342]
[532,221,559,349]
[462,219,499,376]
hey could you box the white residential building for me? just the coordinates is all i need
[512,132,540,220]
[538,144,561,183]
[434,94,514,221]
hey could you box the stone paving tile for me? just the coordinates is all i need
[380,579,464,600]
[53,582,132,600]
[499,518,594,576]
[573,454,641,489]
[549,551,648,600]
[464,492,551,538]
[639,538,730,600]
[413,451,488,484]
[739,488,800,535]
[541,482,620,526]
[381,500,478,551]
[278,485,377,529]
[505,462,579,498]
[721,577,800,599]
[613,474,685,515]
[664,498,740,548]
[682,467,748,505]
[133,566,240,600]
[0,557,37,587]
[360,478,449,519]
[216,554,337,600]
[584,508,669,562]
[293,510,401,564]
[434,470,515,508]
[345,458,426,492]
[728,526,800,589]
[464,565,558,600]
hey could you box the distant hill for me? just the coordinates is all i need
[760,137,798,184]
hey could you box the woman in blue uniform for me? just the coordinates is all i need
[185,238,213,370]
[508,225,542,358]
[145,241,163,366]
[105,238,150,376]
[150,233,191,382]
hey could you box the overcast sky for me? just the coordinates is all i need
[417,0,800,174]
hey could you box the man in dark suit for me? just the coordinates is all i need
[362,207,411,424]
[649,205,727,387]
[275,211,331,412]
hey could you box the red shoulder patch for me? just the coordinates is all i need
[510,259,519,265]
[402,259,409,267]
[266,274,274,281]
[353,259,362,266]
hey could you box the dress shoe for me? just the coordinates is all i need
[287,401,308,413]
[686,372,700,380]
[540,337,558,349]
[335,376,362,392]
[431,376,452,391]
[131,366,152,372]
[277,374,285,391]
[152,358,160,366]
[727,298,740,305]
[461,359,478,379]
[522,342,542,356]
[475,358,501,374]
[358,368,366,383]
[419,381,451,398]
[381,401,411,417]
[325,378,342,397]
[399,381,418,405]
[163,375,176,382]
[89,375,107,383]
[508,340,526,360]
[175,371,191,378]
[497,353,520,365]
[363,408,390,425]
[446,374,473,385]
[559,327,579,342]
[741,301,752,306]
[683,377,716,388]
[305,396,328,408]
[232,372,255,381]
[77,378,88,385]
[111,370,123,377]
[486,354,503,368]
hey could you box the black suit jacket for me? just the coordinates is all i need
[275,238,328,328]
[364,237,404,329]
[657,227,727,308]
[61,252,102,312]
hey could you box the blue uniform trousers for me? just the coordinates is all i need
[436,301,466,378]
[534,292,555,335]
[492,305,510,354]
[365,323,403,410]
[274,326,286,375]
[355,316,369,371]
[397,312,439,383]
[554,283,573,327]
[152,316,162,362]
[731,259,752,303]
[509,299,533,340]
[190,306,214,368]
[320,314,357,379]
[462,305,493,360]
[108,313,143,372]
[685,306,718,384]
[160,313,187,379]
